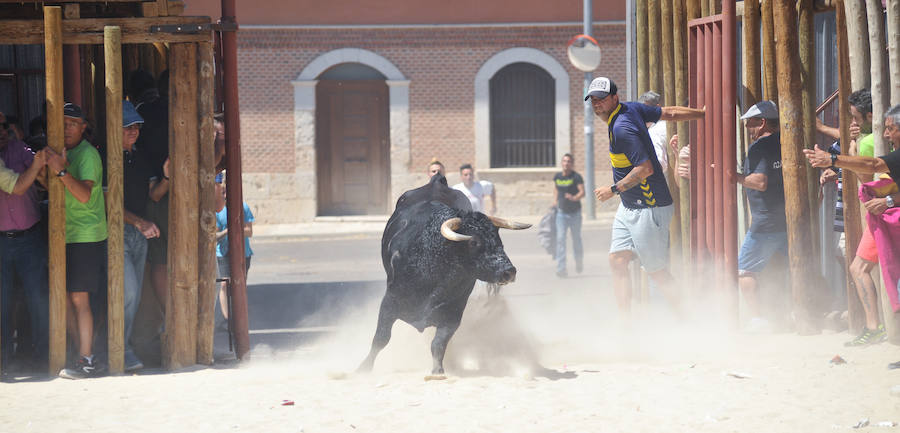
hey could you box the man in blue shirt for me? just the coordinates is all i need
[589,77,705,315]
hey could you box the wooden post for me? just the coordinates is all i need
[773,0,820,334]
[104,26,125,375]
[674,0,690,268]
[649,0,662,93]
[196,41,217,365]
[761,0,778,104]
[844,0,871,91]
[662,0,681,265]
[743,0,761,110]
[164,43,200,370]
[701,0,709,16]
[686,0,701,19]
[866,0,889,156]
[888,0,900,105]
[799,0,820,254]
[637,0,649,96]
[44,6,68,376]
[835,0,866,334]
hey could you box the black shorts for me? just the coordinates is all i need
[66,240,107,293]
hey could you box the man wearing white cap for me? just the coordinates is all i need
[733,100,785,331]
[588,76,704,315]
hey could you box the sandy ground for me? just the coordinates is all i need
[1,293,898,433]
[1,229,899,432]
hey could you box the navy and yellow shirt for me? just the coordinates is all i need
[608,102,673,209]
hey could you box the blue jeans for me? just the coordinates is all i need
[737,230,788,274]
[555,210,583,273]
[123,224,147,361]
[0,226,49,363]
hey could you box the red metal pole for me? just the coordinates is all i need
[221,0,250,360]
[695,25,707,269]
[704,26,714,258]
[713,21,724,288]
[690,25,702,269]
[722,0,738,321]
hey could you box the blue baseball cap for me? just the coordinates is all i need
[63,102,84,120]
[215,173,224,184]
[122,100,144,127]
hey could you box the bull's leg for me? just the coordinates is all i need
[357,300,397,373]
[430,322,461,375]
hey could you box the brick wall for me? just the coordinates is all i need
[235,23,627,222]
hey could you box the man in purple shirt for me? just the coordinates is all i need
[0,115,49,371]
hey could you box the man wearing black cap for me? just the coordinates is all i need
[49,103,107,379]
[588,77,704,315]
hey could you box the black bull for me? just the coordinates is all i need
[358,175,530,375]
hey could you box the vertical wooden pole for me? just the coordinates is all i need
[637,0,650,96]
[761,0,778,104]
[44,6,67,376]
[222,0,250,360]
[674,0,690,269]
[686,0,701,20]
[164,43,200,370]
[662,0,681,266]
[773,0,820,334]
[104,26,125,375]
[743,0,761,111]
[845,0,871,91]
[197,41,217,365]
[649,0,662,94]
[888,0,900,105]
[835,0,866,334]
[866,0,889,156]
[723,0,738,325]
[799,0,820,254]
[701,0,709,16]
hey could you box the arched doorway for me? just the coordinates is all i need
[315,63,390,215]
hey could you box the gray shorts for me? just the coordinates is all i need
[610,203,673,273]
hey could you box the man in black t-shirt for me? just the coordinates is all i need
[552,153,585,277]
[733,101,788,331]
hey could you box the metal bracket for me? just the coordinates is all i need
[212,22,239,32]
[150,23,212,34]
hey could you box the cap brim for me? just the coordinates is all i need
[123,120,144,128]
[584,90,610,101]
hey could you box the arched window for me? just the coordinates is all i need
[489,62,555,168]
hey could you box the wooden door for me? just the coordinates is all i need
[316,80,390,215]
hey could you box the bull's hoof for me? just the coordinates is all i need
[424,374,447,381]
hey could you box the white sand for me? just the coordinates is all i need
[1,291,898,433]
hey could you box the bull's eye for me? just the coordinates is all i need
[468,237,483,250]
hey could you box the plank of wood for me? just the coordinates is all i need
[0,16,212,45]
[196,41,217,365]
[63,4,79,19]
[157,0,168,16]
[163,42,200,370]
[105,26,125,375]
[140,2,158,17]
[44,6,68,377]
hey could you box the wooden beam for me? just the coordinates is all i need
[773,0,820,334]
[888,0,900,105]
[140,2,159,18]
[196,40,217,365]
[866,0,889,156]
[44,5,67,376]
[799,0,820,254]
[637,0,649,96]
[157,0,169,16]
[835,0,866,334]
[844,0,870,91]
[105,26,125,375]
[164,42,200,370]
[761,0,778,104]
[0,17,212,45]
[743,0,761,110]
[662,0,681,266]
[63,3,79,19]
[648,0,662,93]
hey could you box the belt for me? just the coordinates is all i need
[0,223,39,238]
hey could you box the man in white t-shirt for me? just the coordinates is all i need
[452,163,496,215]
[639,91,670,176]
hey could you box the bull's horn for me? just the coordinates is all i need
[487,215,532,230]
[440,217,472,242]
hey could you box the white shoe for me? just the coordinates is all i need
[745,317,773,334]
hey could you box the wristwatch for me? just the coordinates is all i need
[887,195,895,208]
[830,153,838,168]
[610,184,620,195]
[56,169,67,177]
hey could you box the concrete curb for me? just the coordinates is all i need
[253,211,617,242]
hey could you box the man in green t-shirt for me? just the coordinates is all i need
[47,103,108,379]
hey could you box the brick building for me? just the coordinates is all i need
[186,0,628,224]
